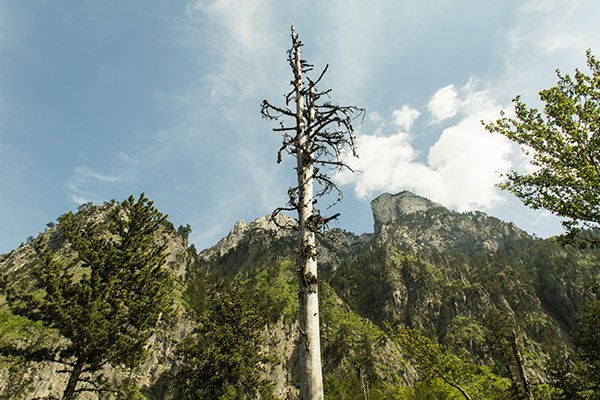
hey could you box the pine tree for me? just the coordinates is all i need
[261,25,364,400]
[482,309,533,400]
[0,194,174,399]
[573,299,600,395]
[176,282,275,399]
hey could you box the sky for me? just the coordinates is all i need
[0,0,598,253]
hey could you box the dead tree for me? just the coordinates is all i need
[261,25,364,400]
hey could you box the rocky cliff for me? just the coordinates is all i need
[0,192,598,399]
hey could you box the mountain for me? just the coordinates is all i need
[371,191,528,253]
[0,192,598,399]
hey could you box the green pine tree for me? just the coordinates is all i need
[176,281,276,400]
[0,194,174,399]
[573,300,600,397]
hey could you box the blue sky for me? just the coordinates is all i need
[1,1,598,253]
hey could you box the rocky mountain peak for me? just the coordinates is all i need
[199,213,295,263]
[371,191,444,234]
[370,191,528,253]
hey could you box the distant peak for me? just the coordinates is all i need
[371,191,445,233]
[372,191,444,215]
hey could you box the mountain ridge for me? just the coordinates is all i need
[0,191,598,399]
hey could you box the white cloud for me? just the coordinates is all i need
[392,105,420,131]
[338,81,515,211]
[426,113,513,210]
[369,111,384,124]
[427,84,459,122]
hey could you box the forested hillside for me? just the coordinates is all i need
[1,191,598,399]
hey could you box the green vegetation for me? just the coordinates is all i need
[252,260,298,323]
[0,194,174,399]
[485,50,599,247]
[388,325,513,400]
[176,281,276,400]
[0,307,57,399]
[571,299,600,396]
[0,188,598,399]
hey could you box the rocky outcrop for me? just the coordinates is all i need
[371,191,444,234]
[371,191,528,254]
[1,193,598,398]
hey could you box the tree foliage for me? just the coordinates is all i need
[0,194,174,399]
[572,299,600,396]
[388,325,474,400]
[485,50,599,246]
[481,308,537,400]
[176,281,275,400]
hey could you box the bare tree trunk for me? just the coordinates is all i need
[439,374,472,400]
[293,24,324,400]
[448,382,472,400]
[263,23,362,400]
[511,331,534,400]
[360,369,370,400]
[63,358,84,400]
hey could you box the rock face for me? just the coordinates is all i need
[371,191,528,254]
[1,193,598,399]
[371,191,444,233]
[199,214,295,264]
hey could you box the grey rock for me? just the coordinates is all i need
[371,191,444,234]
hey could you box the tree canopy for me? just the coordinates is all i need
[485,50,599,246]
[176,281,275,400]
[388,325,474,400]
[0,194,174,399]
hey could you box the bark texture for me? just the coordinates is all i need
[261,24,363,400]
[62,359,84,400]
[292,25,324,400]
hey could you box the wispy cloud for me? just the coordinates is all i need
[73,166,122,183]
[497,0,600,100]
[65,165,127,205]
[508,0,593,56]
[185,0,282,103]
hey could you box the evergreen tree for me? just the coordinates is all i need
[176,282,275,399]
[573,300,600,397]
[485,51,599,247]
[0,194,174,399]
[545,349,593,399]
[482,309,534,400]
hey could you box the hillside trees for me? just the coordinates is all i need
[389,326,474,400]
[572,299,600,395]
[485,51,599,247]
[0,194,174,399]
[176,282,275,399]
[482,309,534,400]
[261,25,364,400]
